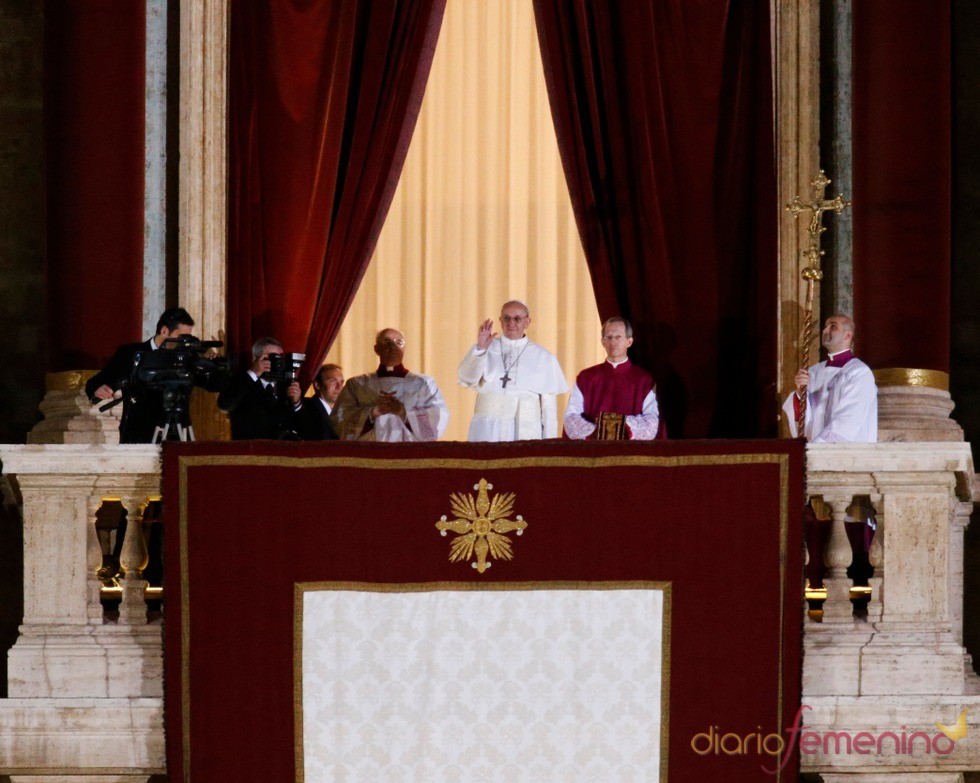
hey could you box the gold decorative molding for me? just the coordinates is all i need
[46,370,98,391]
[873,368,949,391]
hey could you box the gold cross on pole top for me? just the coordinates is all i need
[785,170,852,438]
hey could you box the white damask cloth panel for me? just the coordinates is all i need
[301,587,664,783]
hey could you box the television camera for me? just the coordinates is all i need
[102,335,232,442]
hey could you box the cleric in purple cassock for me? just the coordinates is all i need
[563,317,662,440]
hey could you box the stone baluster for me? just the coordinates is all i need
[118,496,150,625]
[85,493,106,624]
[865,493,884,624]
[819,493,856,624]
[802,496,830,623]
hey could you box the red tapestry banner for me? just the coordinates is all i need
[163,438,804,782]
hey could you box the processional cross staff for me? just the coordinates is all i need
[785,170,851,438]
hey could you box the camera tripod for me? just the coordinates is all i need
[151,383,195,443]
[152,420,195,443]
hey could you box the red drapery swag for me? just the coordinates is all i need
[533,0,777,437]
[228,0,446,387]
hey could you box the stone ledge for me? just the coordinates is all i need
[805,442,974,485]
[0,698,164,775]
[800,696,980,773]
[0,444,161,475]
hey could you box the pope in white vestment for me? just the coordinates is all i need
[458,301,569,441]
[782,314,878,442]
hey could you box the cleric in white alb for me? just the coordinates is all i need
[332,328,449,442]
[782,314,877,442]
[458,300,569,441]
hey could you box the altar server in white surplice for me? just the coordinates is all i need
[782,314,877,442]
[332,328,449,442]
[458,300,569,441]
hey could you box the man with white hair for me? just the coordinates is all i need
[332,328,448,442]
[458,300,568,441]
[782,313,877,442]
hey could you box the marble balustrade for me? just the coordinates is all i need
[0,441,979,781]
[0,445,164,783]
[802,441,980,782]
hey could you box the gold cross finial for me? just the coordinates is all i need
[784,170,852,439]
[785,170,851,276]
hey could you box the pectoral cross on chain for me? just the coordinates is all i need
[500,372,511,388]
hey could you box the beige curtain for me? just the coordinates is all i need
[328,0,603,442]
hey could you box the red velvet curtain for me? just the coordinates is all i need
[852,1,950,372]
[45,0,145,370]
[228,0,445,386]
[533,0,777,437]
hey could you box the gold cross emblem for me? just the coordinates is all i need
[436,478,527,574]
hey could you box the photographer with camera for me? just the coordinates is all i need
[218,337,305,440]
[87,307,204,443]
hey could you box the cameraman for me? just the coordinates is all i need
[86,307,198,443]
[218,337,303,439]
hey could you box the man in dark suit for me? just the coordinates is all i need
[218,337,303,439]
[298,364,342,440]
[86,308,197,443]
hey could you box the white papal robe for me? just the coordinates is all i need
[331,370,449,442]
[781,353,877,442]
[457,335,569,441]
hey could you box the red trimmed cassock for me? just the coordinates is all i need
[563,359,661,440]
